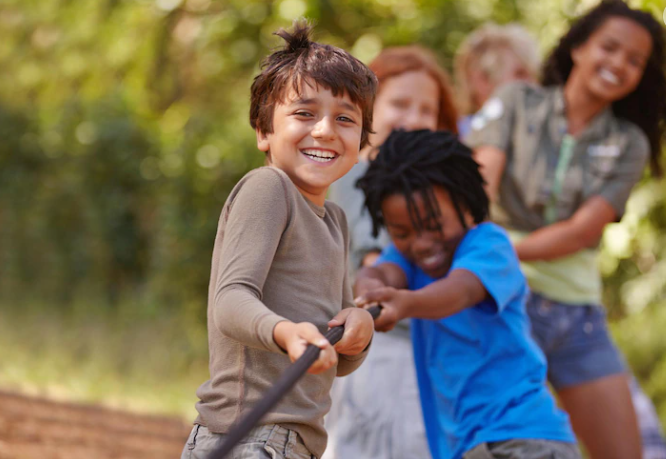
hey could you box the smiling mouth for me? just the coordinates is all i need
[418,252,446,272]
[301,149,338,163]
[598,68,622,86]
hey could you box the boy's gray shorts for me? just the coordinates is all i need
[181,424,316,459]
[464,439,582,459]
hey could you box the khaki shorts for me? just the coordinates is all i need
[464,439,581,459]
[181,424,316,459]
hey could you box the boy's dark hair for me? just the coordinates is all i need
[356,129,489,237]
[250,21,378,149]
[542,0,666,176]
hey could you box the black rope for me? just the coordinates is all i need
[209,305,383,458]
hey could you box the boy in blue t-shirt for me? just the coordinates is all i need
[354,129,580,459]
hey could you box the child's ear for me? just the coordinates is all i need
[571,46,582,66]
[256,128,270,152]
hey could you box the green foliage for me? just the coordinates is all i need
[0,0,546,308]
[1,0,665,423]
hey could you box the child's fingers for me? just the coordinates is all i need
[284,323,331,365]
[373,306,398,332]
[328,307,355,328]
[358,287,392,305]
[354,296,380,308]
[292,322,337,373]
[298,323,330,349]
[334,309,374,355]
[308,344,337,374]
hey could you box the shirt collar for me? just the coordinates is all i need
[551,85,614,141]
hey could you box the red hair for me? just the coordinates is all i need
[369,46,458,134]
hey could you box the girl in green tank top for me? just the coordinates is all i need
[467,2,666,459]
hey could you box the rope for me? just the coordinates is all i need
[209,305,383,458]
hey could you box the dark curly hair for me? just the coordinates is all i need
[356,129,489,238]
[542,0,666,176]
[250,20,378,149]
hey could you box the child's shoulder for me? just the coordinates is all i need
[455,222,521,269]
[223,166,298,219]
[464,222,512,246]
[229,166,296,202]
[238,166,290,190]
[323,199,346,219]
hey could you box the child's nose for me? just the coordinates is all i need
[402,108,430,132]
[312,117,336,140]
[412,232,436,254]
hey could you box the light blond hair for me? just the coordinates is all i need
[455,23,540,114]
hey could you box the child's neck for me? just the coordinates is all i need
[359,146,374,161]
[563,75,610,137]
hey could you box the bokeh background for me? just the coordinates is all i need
[1,0,665,424]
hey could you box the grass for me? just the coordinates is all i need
[0,298,210,421]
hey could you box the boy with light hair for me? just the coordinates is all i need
[455,23,540,135]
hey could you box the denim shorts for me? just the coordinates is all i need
[181,424,316,459]
[526,292,626,390]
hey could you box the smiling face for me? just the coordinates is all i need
[256,81,363,205]
[381,186,473,278]
[369,70,440,149]
[570,16,652,103]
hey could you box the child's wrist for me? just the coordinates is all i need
[272,320,293,353]
[395,289,414,321]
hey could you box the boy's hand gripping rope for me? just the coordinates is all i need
[209,305,383,459]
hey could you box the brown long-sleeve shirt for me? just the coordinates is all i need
[194,166,367,458]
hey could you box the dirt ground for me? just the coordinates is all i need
[0,390,192,459]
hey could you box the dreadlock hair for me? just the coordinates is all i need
[356,129,489,238]
[542,0,666,176]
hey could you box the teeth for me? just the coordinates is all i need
[309,156,333,163]
[302,149,336,159]
[422,254,440,265]
[599,68,620,85]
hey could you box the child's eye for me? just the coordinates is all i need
[629,56,646,69]
[337,115,356,123]
[423,218,441,232]
[421,106,436,117]
[388,229,410,240]
[294,111,313,117]
[601,42,616,52]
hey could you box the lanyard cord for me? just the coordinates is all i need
[544,134,576,225]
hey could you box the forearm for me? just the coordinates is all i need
[394,269,484,321]
[354,264,407,296]
[355,266,389,285]
[515,195,615,261]
[515,221,597,261]
[401,281,473,320]
[213,286,287,353]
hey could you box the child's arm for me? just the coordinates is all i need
[354,262,409,295]
[356,225,521,332]
[356,269,487,331]
[213,169,336,374]
[329,209,377,377]
[512,195,616,260]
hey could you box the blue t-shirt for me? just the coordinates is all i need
[377,222,575,459]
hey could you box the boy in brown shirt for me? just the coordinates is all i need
[181,22,377,459]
